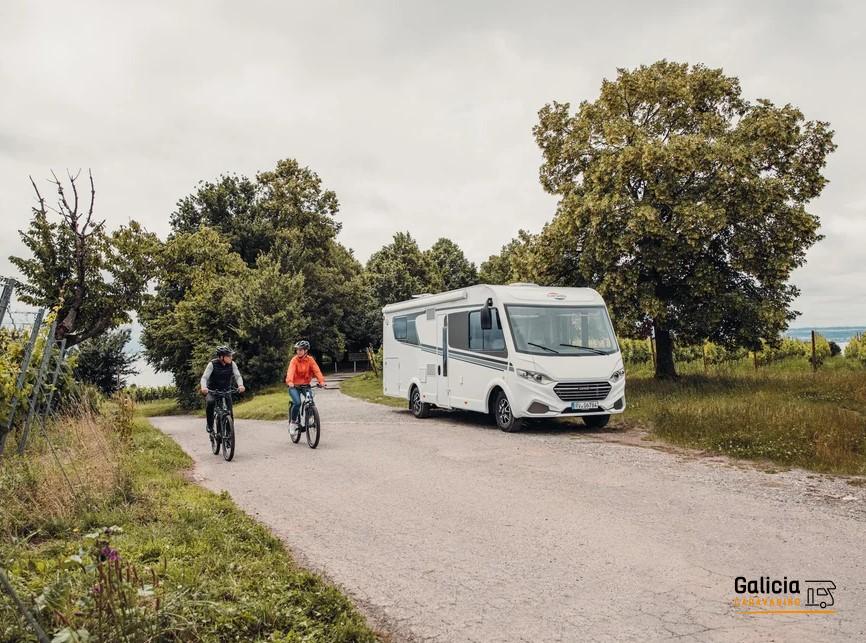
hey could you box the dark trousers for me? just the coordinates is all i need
[206,393,233,430]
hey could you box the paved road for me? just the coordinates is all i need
[151,389,866,642]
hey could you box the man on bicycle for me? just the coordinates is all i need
[200,346,246,433]
[285,340,325,432]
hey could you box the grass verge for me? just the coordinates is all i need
[0,409,376,642]
[340,364,866,475]
[340,374,405,409]
[134,398,182,417]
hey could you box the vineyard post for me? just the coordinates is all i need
[702,342,708,373]
[811,330,818,373]
[18,317,58,455]
[0,278,14,324]
[0,309,45,456]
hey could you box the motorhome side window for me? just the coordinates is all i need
[393,315,419,345]
[448,309,506,355]
[469,310,505,351]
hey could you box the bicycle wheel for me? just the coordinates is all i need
[222,415,235,461]
[210,421,221,454]
[306,406,320,449]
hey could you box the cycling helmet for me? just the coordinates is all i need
[294,340,311,350]
[216,345,234,357]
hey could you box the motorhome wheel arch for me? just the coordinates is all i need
[382,284,626,431]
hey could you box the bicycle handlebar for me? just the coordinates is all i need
[207,388,242,395]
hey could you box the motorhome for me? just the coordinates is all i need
[382,284,626,431]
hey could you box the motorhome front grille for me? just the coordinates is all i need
[553,381,611,401]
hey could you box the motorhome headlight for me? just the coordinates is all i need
[610,367,626,383]
[516,369,552,384]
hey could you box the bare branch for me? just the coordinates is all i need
[28,176,47,216]
[85,169,96,230]
[69,169,80,219]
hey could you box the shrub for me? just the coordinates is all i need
[619,338,652,364]
[846,335,865,364]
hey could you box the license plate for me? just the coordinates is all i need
[571,401,598,410]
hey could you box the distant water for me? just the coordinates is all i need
[785,326,866,350]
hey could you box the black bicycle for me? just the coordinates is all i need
[289,384,322,449]
[208,388,239,461]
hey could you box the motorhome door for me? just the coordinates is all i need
[436,312,450,407]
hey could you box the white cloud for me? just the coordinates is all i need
[2,0,864,340]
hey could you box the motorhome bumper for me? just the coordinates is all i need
[513,377,626,418]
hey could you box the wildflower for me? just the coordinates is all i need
[100,546,120,563]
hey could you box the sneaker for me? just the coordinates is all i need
[206,425,213,434]
[289,421,298,434]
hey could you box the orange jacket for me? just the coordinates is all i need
[285,355,325,387]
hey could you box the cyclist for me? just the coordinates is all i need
[285,340,325,432]
[200,346,246,433]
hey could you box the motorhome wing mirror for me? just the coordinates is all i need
[480,301,493,330]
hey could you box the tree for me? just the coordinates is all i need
[139,228,307,404]
[168,159,367,360]
[425,238,478,291]
[366,232,441,309]
[478,232,538,284]
[533,61,835,378]
[10,171,159,346]
[72,328,139,395]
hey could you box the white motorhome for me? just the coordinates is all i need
[382,284,626,431]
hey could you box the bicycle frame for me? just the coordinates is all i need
[296,385,316,425]
[208,389,236,433]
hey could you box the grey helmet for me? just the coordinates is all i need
[216,345,234,357]
[294,340,311,350]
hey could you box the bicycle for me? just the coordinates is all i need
[289,384,322,449]
[207,388,239,461]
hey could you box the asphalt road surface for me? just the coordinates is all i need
[151,388,866,642]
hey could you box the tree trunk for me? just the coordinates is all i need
[653,322,678,379]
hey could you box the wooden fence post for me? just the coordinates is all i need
[811,330,818,373]
[18,318,58,454]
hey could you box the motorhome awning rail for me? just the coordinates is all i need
[382,289,468,314]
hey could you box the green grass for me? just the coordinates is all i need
[623,366,866,474]
[230,385,290,421]
[0,416,377,642]
[134,397,182,417]
[340,373,405,409]
[340,359,866,475]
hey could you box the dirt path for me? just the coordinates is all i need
[151,389,866,642]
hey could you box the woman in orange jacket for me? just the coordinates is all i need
[285,340,326,430]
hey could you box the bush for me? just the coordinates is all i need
[123,385,177,402]
[846,335,865,364]
[619,338,653,365]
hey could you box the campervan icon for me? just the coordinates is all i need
[805,581,836,608]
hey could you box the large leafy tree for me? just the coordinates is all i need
[478,231,540,285]
[366,232,441,309]
[10,172,159,346]
[533,61,835,378]
[167,159,363,359]
[72,328,138,395]
[139,228,307,404]
[425,238,479,291]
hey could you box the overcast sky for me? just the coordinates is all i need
[2,1,864,382]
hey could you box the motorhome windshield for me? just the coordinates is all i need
[505,305,618,356]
